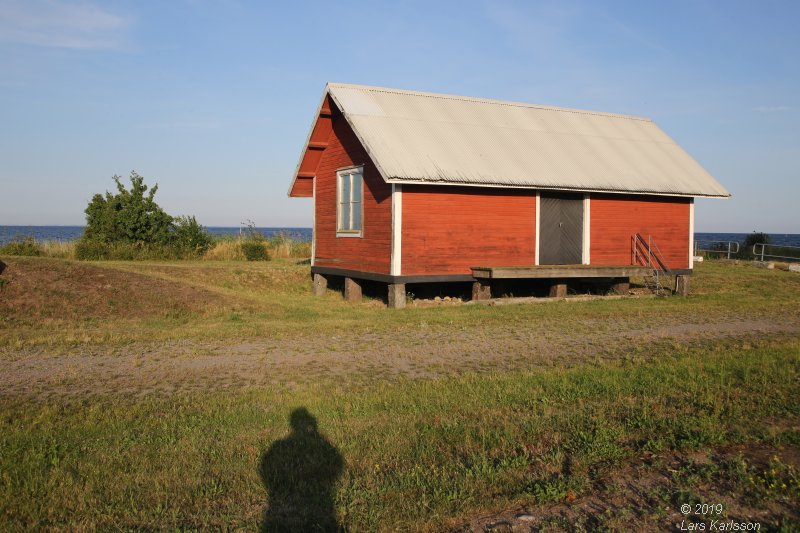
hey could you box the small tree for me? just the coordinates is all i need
[83,172,173,245]
[78,171,212,260]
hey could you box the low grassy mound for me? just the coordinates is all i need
[0,257,237,325]
[114,261,312,295]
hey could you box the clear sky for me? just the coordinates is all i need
[0,0,798,232]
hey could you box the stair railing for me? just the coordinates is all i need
[632,234,672,294]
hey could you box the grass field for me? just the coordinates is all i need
[0,257,798,531]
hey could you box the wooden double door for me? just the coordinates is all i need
[539,193,584,265]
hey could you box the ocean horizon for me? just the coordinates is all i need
[0,225,314,244]
[1,226,799,248]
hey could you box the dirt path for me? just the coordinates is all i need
[1,318,797,401]
[455,442,800,532]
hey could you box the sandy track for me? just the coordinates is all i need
[2,318,797,401]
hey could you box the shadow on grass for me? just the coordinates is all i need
[260,407,344,532]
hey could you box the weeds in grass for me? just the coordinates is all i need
[745,456,800,503]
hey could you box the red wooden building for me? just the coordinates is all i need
[288,84,729,308]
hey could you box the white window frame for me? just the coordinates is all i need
[336,165,364,237]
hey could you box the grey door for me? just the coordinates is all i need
[539,193,584,265]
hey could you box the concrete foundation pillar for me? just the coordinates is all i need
[675,275,691,296]
[549,281,567,298]
[344,277,362,302]
[312,273,327,296]
[609,277,630,295]
[472,280,491,301]
[387,283,406,309]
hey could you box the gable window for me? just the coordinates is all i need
[337,166,363,236]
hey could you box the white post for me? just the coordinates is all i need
[582,194,591,265]
[535,191,541,265]
[311,177,316,266]
[688,198,695,269]
[390,184,402,276]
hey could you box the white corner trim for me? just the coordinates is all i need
[582,194,591,265]
[311,177,316,267]
[689,198,695,269]
[391,184,402,275]
[535,191,541,265]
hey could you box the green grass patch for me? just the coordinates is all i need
[1,342,797,530]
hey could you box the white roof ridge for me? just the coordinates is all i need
[327,82,653,123]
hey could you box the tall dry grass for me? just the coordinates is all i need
[40,240,77,259]
[202,236,311,261]
[267,233,312,259]
[203,239,246,261]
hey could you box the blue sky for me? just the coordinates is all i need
[0,0,797,232]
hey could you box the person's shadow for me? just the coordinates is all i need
[260,408,344,532]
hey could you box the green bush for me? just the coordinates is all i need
[84,172,174,245]
[75,239,114,260]
[241,241,269,261]
[740,232,771,260]
[172,216,212,255]
[77,172,212,261]
[239,220,270,261]
[0,236,43,256]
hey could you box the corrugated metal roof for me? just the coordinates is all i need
[323,83,729,198]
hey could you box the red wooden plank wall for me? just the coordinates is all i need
[289,95,333,198]
[313,114,392,274]
[401,186,537,275]
[289,177,313,197]
[590,194,690,270]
